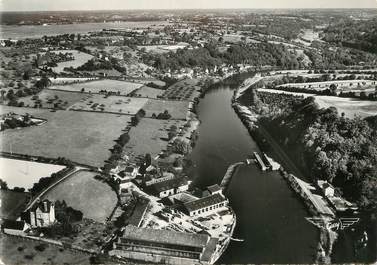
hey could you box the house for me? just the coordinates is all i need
[183,194,228,217]
[28,199,55,227]
[206,184,222,195]
[317,180,335,197]
[1,219,30,235]
[109,225,218,264]
[148,177,190,198]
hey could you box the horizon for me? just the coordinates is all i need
[1,0,376,12]
[2,7,377,13]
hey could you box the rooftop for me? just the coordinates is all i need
[184,194,227,212]
[121,225,209,249]
[30,199,53,213]
[207,184,222,194]
[150,176,188,193]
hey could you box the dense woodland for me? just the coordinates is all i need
[252,92,377,212]
[323,18,377,54]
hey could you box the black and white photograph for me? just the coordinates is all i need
[0,0,376,264]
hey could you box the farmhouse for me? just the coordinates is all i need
[148,176,190,198]
[109,225,218,264]
[183,194,228,217]
[27,199,55,227]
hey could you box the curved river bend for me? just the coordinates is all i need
[189,86,318,263]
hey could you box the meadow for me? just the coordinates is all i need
[143,99,189,120]
[132,85,164,98]
[48,50,93,73]
[0,190,29,220]
[124,118,185,162]
[69,94,148,115]
[42,170,117,222]
[0,106,131,167]
[0,157,65,190]
[49,79,143,95]
[21,89,89,109]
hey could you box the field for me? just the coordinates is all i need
[132,85,164,98]
[0,234,92,265]
[137,43,188,53]
[42,170,117,222]
[21,89,90,109]
[315,96,377,118]
[161,78,201,100]
[0,190,29,220]
[0,157,65,190]
[0,106,131,167]
[142,99,189,120]
[44,50,93,73]
[49,79,143,95]
[69,94,148,115]
[124,118,185,162]
[257,88,377,118]
[50,77,97,85]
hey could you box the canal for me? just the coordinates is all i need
[189,86,318,263]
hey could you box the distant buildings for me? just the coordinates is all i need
[110,225,218,264]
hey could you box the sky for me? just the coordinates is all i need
[1,0,377,11]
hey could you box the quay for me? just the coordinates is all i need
[220,162,244,190]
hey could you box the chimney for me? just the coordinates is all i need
[43,201,48,212]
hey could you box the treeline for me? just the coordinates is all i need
[323,18,377,54]
[143,42,307,71]
[304,42,377,69]
[255,93,377,212]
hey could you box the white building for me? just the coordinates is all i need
[29,200,55,227]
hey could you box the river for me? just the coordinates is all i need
[0,21,169,39]
[189,86,318,263]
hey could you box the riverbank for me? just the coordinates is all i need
[231,77,338,264]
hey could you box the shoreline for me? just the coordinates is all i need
[230,76,337,264]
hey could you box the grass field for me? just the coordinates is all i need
[124,118,185,162]
[315,96,377,118]
[0,106,130,167]
[0,234,91,265]
[48,50,93,73]
[21,89,89,109]
[49,79,143,95]
[132,85,164,98]
[143,99,189,120]
[0,157,65,190]
[42,170,117,222]
[257,88,377,118]
[0,190,29,220]
[50,77,97,85]
[69,94,148,115]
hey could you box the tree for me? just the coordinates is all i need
[0,179,8,190]
[329,84,337,95]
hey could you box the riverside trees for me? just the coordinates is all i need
[255,93,377,212]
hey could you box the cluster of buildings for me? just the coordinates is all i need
[1,199,55,235]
